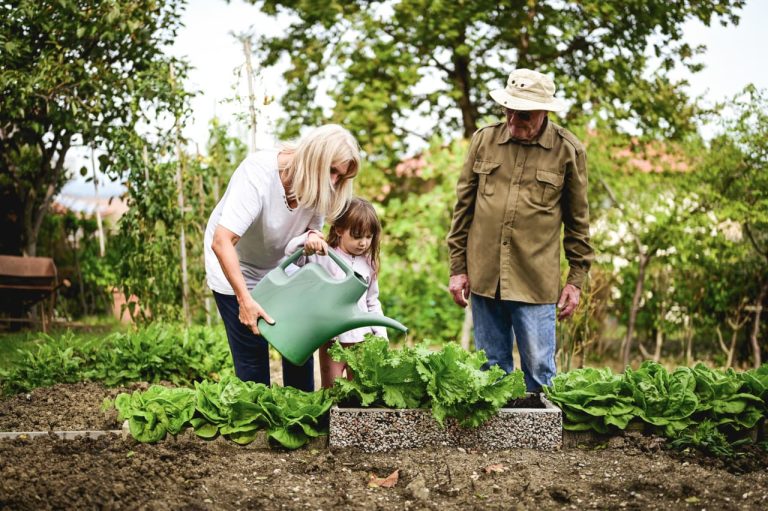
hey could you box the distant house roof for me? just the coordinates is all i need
[53,177,128,223]
[53,194,128,224]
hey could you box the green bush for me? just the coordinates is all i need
[0,324,232,395]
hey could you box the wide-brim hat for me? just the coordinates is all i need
[490,68,566,112]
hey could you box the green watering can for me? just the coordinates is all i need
[250,248,407,365]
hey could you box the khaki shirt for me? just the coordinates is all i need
[447,119,594,303]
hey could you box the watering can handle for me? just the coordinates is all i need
[280,247,354,277]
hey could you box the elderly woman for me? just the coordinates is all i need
[204,124,360,391]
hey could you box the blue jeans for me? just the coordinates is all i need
[471,293,556,392]
[213,291,314,391]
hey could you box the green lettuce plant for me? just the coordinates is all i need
[330,338,526,427]
[543,367,636,433]
[544,361,768,457]
[110,375,333,450]
[113,385,196,443]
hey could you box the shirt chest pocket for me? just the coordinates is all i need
[535,167,565,206]
[472,160,502,196]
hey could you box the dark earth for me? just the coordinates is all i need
[1,381,766,510]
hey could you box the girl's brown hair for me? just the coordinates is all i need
[326,197,382,274]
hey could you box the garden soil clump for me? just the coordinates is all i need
[1,383,767,510]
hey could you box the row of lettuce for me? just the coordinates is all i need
[110,338,528,449]
[544,361,768,456]
[1,325,766,454]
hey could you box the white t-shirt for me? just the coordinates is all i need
[204,149,323,294]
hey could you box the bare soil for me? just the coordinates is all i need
[1,382,767,510]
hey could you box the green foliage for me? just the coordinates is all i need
[113,159,183,322]
[669,420,740,458]
[702,86,768,233]
[87,324,232,386]
[415,342,527,428]
[0,333,88,393]
[0,0,191,255]
[251,0,744,164]
[365,138,467,342]
[544,361,768,455]
[111,375,333,449]
[114,385,197,443]
[542,367,635,433]
[112,119,246,322]
[329,337,526,428]
[0,324,231,395]
[624,363,699,436]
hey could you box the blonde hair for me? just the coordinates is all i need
[327,197,382,274]
[281,124,360,220]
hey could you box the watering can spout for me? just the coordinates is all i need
[346,311,408,334]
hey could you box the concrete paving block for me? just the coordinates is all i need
[329,393,562,452]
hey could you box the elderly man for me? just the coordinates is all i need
[446,68,594,392]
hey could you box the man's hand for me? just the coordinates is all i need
[303,230,328,255]
[449,274,471,308]
[237,295,275,335]
[557,283,581,320]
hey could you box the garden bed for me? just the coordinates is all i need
[1,383,767,510]
[329,393,562,452]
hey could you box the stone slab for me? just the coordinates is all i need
[329,394,562,452]
[0,430,126,441]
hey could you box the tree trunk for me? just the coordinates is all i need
[22,136,71,257]
[22,182,55,257]
[621,253,648,367]
[653,297,666,362]
[91,146,105,257]
[653,327,664,362]
[450,25,478,138]
[718,303,748,369]
[684,316,694,366]
[716,326,739,370]
[749,280,767,368]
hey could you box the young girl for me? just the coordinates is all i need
[284,197,386,388]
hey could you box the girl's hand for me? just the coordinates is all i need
[237,295,275,335]
[304,230,328,255]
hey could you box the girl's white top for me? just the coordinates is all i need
[285,234,388,343]
[204,149,322,294]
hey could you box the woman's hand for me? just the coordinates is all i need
[237,295,275,335]
[303,230,328,255]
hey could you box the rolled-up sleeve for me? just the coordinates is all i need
[562,145,594,288]
[447,133,482,276]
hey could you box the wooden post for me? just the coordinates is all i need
[240,35,258,152]
[460,306,472,351]
[91,146,105,257]
[170,63,190,325]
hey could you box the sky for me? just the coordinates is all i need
[64,0,768,198]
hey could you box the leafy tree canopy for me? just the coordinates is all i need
[249,0,744,163]
[0,0,190,255]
